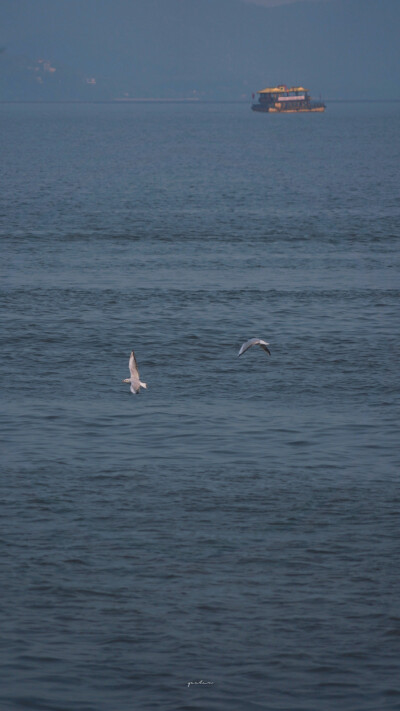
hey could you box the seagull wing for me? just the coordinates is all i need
[238,338,259,356]
[238,338,270,356]
[259,342,271,356]
[129,351,140,379]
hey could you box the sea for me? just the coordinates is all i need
[1,100,399,711]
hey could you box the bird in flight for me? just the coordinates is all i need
[123,351,147,394]
[238,338,271,357]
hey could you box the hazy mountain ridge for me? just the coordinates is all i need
[0,0,399,100]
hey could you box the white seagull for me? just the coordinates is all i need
[238,338,271,357]
[123,351,147,394]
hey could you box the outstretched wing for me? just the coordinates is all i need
[238,338,270,357]
[259,342,271,356]
[129,351,140,379]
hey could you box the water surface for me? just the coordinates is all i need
[1,101,399,711]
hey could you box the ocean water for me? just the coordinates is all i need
[1,101,399,711]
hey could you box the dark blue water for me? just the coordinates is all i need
[1,101,399,711]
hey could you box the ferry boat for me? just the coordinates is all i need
[251,85,325,113]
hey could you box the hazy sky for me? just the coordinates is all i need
[245,0,328,5]
[1,0,398,101]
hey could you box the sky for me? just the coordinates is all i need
[0,0,398,101]
[245,0,327,5]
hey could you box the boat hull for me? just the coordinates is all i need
[252,104,325,113]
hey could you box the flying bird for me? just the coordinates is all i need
[123,351,147,394]
[238,338,271,357]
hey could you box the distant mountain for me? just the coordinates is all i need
[0,0,399,100]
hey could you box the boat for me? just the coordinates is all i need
[251,85,325,113]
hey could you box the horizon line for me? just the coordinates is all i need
[1,98,400,105]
